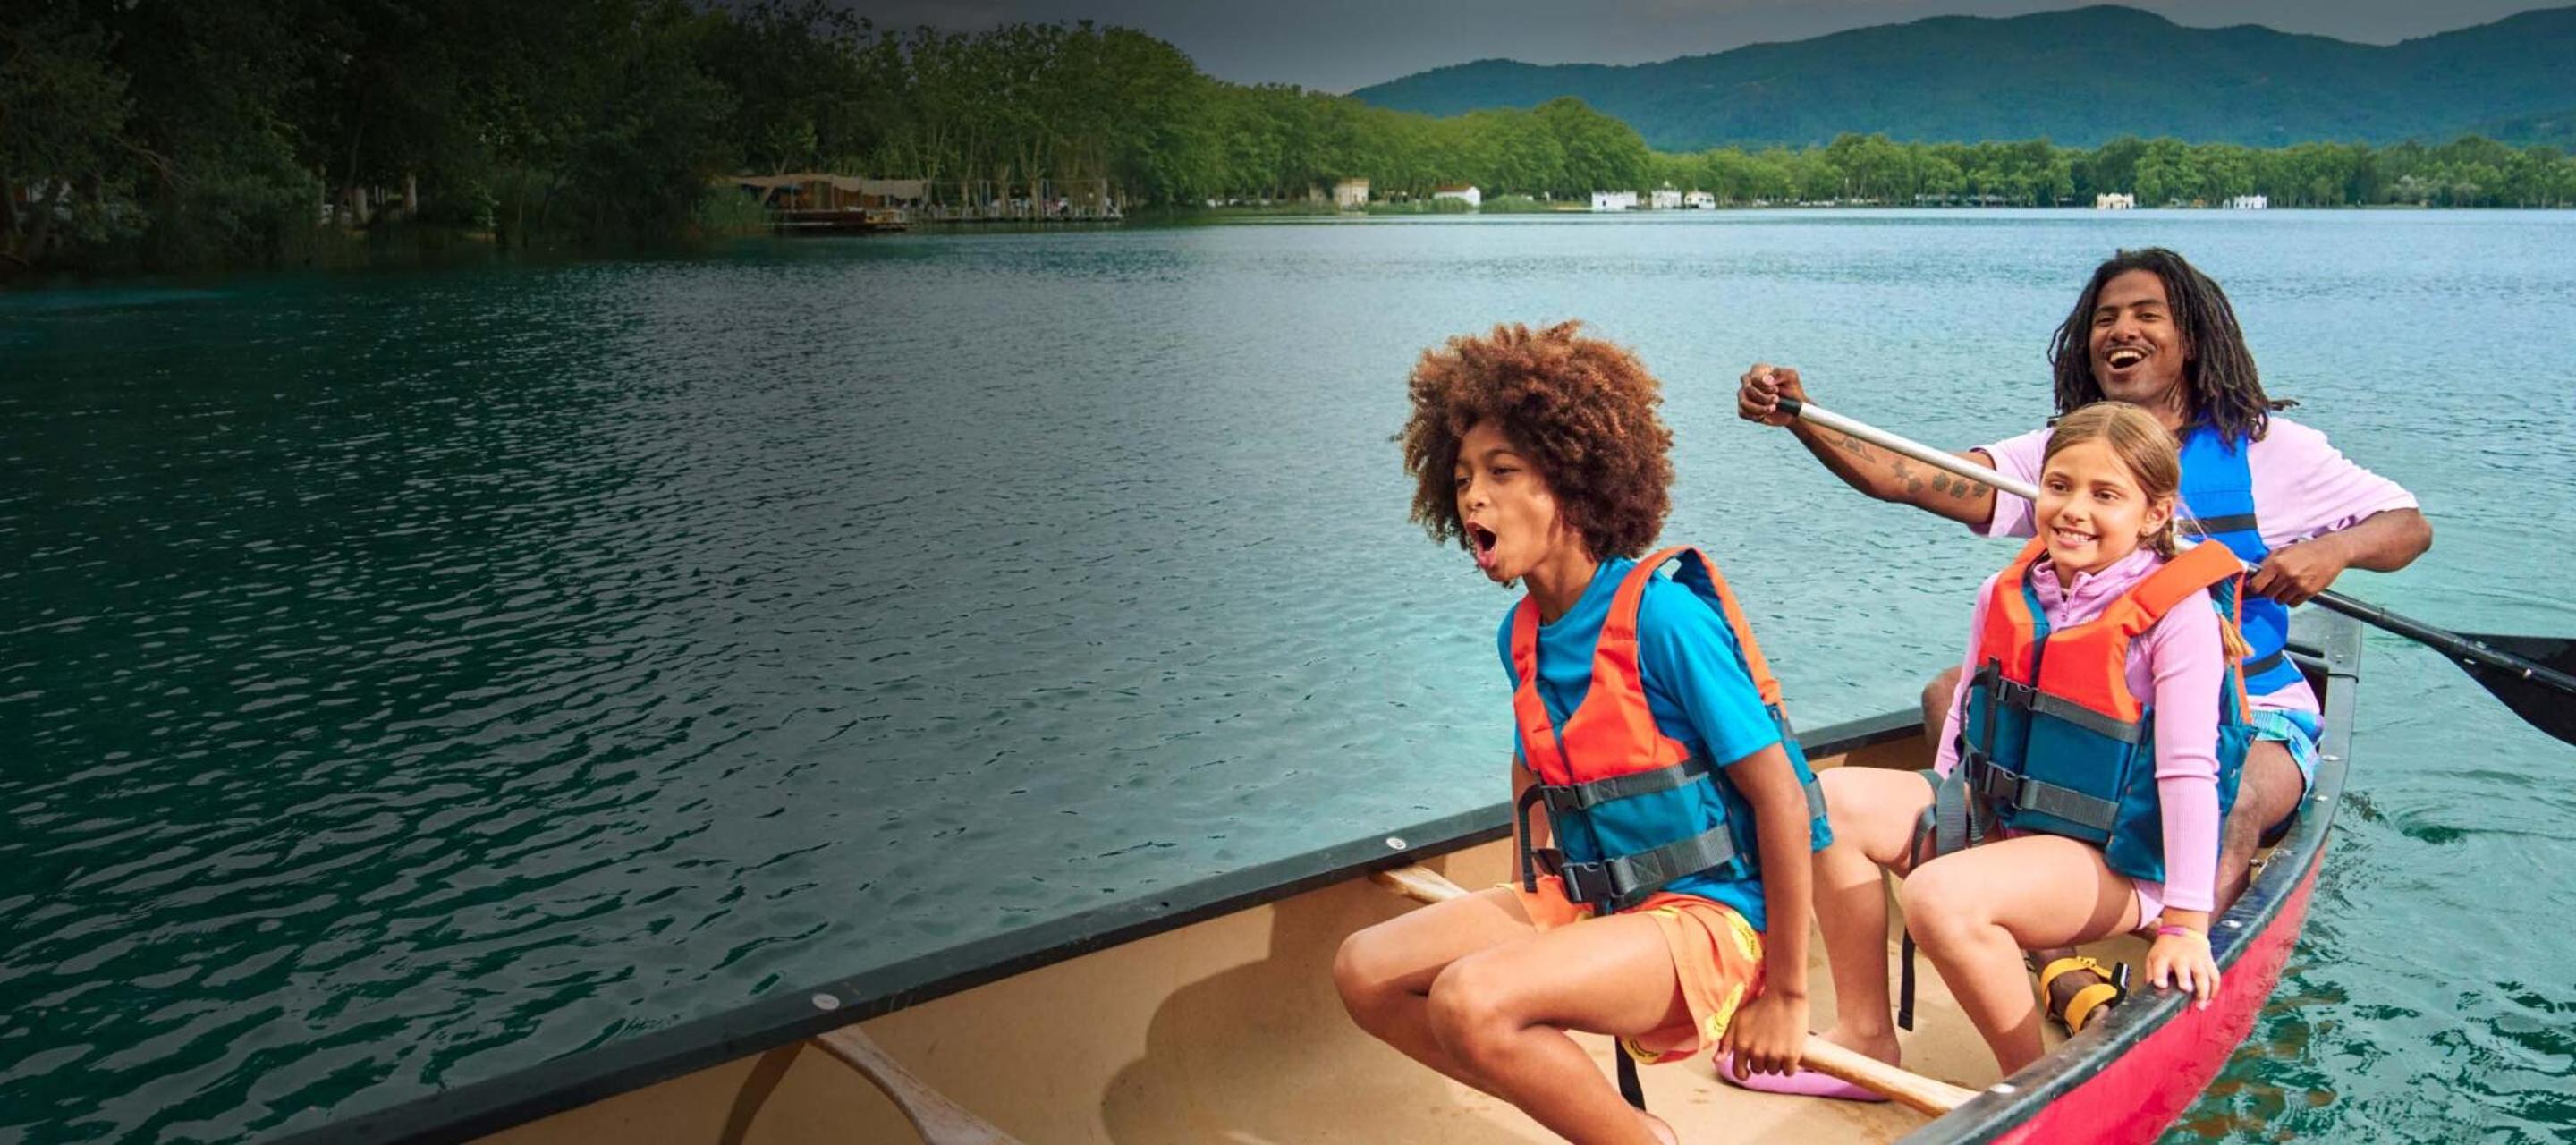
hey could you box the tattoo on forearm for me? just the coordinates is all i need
[1833,433,1874,460]
[1891,457,1923,495]
[1929,473,1989,500]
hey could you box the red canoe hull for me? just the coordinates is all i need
[1993,842,2324,1145]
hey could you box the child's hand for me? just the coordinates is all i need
[1722,989,1809,1078]
[2146,929,2220,1009]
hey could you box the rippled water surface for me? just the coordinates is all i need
[5,211,2572,1142]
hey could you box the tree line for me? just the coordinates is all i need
[7,2,2573,273]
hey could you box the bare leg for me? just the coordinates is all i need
[2216,740,2302,912]
[2033,738,2307,1018]
[1901,835,2141,1073]
[1333,886,1538,1093]
[1810,767,1934,1065]
[1920,665,1962,755]
[1427,912,1692,1145]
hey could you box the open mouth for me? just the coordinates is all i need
[2052,526,2098,547]
[1468,523,1500,570]
[2105,346,2148,369]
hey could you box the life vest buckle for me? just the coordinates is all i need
[1538,784,1594,818]
[1969,756,2028,808]
[1551,858,1620,908]
[1990,677,2040,710]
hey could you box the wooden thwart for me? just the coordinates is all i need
[1369,861,1973,1117]
[809,1028,1021,1145]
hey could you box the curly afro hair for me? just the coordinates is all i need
[1398,320,1674,563]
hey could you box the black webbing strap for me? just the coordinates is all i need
[1615,1040,1646,1109]
[1967,751,2122,835]
[2026,692,2148,744]
[2181,513,2260,537]
[1580,867,1652,1112]
[2241,648,2286,679]
[1513,785,1546,893]
[1898,765,1974,1031]
[1535,756,1712,816]
[1554,827,1741,912]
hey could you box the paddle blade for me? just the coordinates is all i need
[2453,632,2576,746]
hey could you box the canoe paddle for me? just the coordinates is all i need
[1774,397,2576,747]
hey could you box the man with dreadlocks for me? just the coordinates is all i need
[1733,246,2429,1055]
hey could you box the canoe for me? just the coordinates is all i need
[280,611,2361,1145]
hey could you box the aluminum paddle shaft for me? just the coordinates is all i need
[1773,397,2576,745]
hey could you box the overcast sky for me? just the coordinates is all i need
[835,1,2560,92]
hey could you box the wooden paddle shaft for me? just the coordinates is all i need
[1796,1039,1974,1117]
[1369,864,1973,1116]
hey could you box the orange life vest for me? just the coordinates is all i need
[1510,547,1829,914]
[1949,538,2256,883]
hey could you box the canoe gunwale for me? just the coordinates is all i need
[1902,612,2363,1144]
[275,707,1926,1143]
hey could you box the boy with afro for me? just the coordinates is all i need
[1334,321,1827,1143]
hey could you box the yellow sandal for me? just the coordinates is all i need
[2038,955,2128,1034]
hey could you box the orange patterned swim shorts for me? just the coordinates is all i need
[1510,873,1767,1064]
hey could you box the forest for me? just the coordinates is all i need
[8,1,2572,272]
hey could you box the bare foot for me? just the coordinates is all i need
[1640,1110,1679,1145]
[1812,1023,1902,1067]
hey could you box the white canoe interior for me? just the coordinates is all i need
[487,734,2149,1144]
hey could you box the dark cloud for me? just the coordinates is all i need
[838,1,2559,92]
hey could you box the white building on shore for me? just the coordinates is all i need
[1430,183,1481,208]
[2095,192,2137,210]
[2227,193,2269,210]
[1590,190,1638,211]
[1648,186,1682,210]
[1332,178,1370,209]
[1684,190,1716,209]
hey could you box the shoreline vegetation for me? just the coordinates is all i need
[8,3,2575,279]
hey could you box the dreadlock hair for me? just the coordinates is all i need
[2045,248,2293,445]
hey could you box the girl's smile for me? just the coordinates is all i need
[2035,437,2174,583]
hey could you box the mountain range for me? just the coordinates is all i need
[1347,5,2576,149]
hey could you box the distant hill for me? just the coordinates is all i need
[2478,108,2576,148]
[1348,5,2576,149]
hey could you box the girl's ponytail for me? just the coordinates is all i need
[2217,612,2253,662]
[2148,514,2182,559]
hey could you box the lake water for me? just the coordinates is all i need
[4,210,2572,1142]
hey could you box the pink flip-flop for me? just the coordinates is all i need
[1712,1052,1890,1102]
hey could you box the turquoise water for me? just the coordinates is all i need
[4,211,2571,1141]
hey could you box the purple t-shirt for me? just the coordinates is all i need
[1972,415,2418,715]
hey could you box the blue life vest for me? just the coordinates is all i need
[2177,426,2303,697]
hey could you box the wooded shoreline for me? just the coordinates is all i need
[9,2,2571,277]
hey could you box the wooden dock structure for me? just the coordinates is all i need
[716,174,1122,233]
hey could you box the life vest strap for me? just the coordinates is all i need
[2241,648,2286,680]
[1963,753,2121,835]
[1985,670,2148,745]
[1900,765,1979,1031]
[1541,826,1741,912]
[2027,691,2148,744]
[1534,756,1713,816]
[2182,513,2259,537]
[1535,753,1826,827]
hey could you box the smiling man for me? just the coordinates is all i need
[1734,246,2430,1033]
